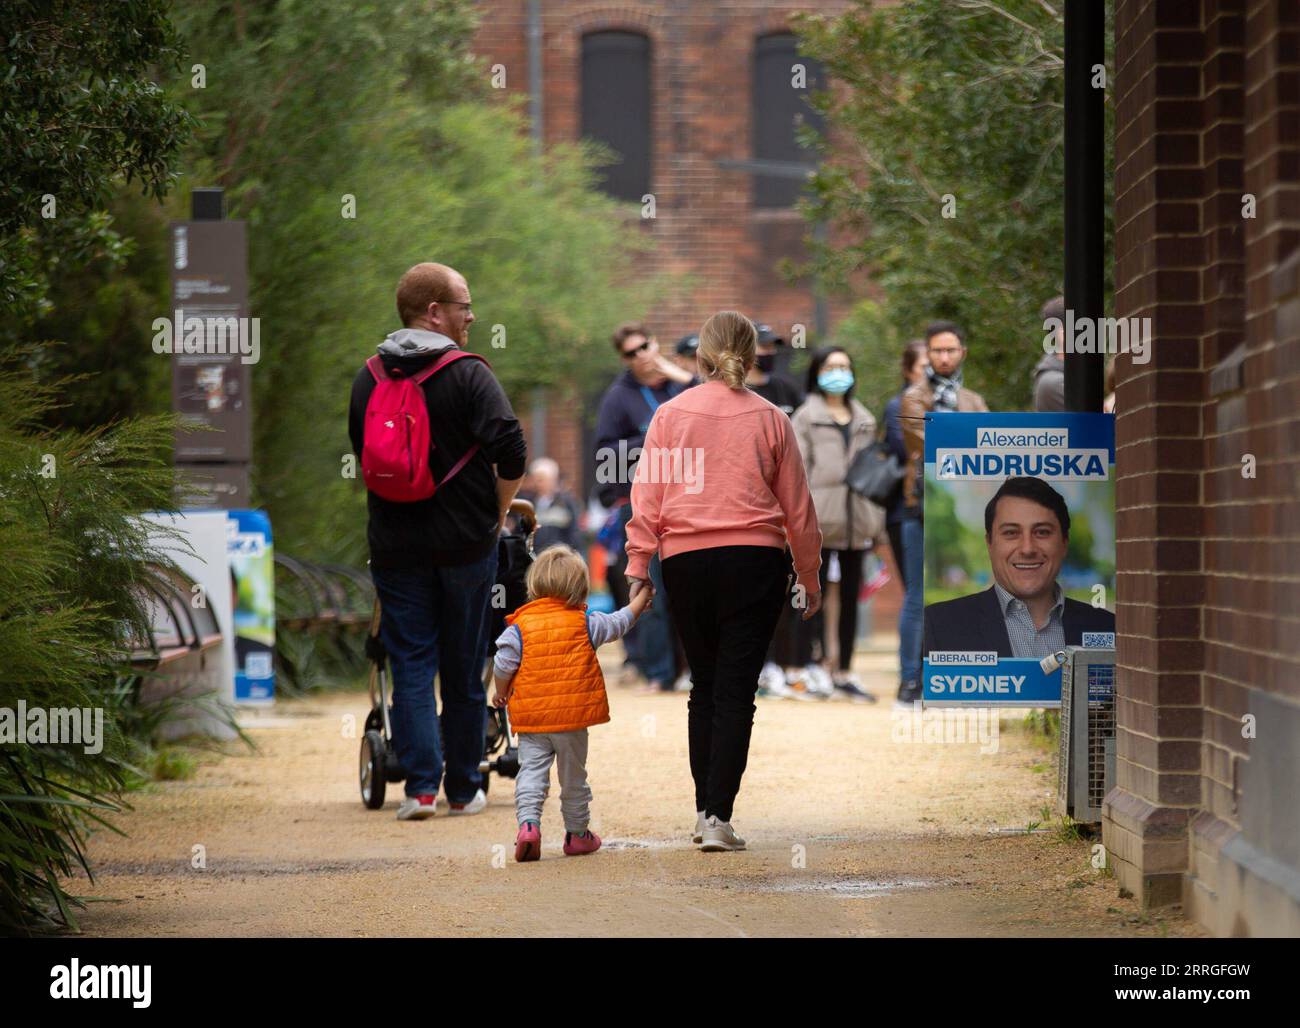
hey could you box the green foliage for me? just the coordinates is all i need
[164,0,657,561]
[0,0,193,324]
[0,349,189,934]
[796,0,1114,412]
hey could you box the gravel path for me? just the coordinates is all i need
[70,643,1203,937]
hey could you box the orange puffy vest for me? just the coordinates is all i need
[504,596,610,734]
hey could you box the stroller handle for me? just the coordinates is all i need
[509,497,537,537]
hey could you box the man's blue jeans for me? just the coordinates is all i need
[899,517,924,685]
[371,547,498,801]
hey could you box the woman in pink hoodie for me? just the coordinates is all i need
[626,311,823,852]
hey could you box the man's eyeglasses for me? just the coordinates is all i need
[621,340,651,359]
[437,299,473,314]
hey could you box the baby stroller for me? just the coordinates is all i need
[359,499,537,809]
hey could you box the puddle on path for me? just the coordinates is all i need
[748,875,934,898]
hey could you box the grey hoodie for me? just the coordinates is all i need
[377,327,458,359]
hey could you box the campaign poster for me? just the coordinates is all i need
[226,509,275,704]
[921,412,1115,707]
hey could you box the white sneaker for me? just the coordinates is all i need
[447,788,487,816]
[802,663,835,698]
[700,816,746,852]
[692,810,706,844]
[396,794,438,820]
[756,661,786,697]
[673,672,693,693]
[781,668,819,701]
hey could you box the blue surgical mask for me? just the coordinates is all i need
[817,368,854,395]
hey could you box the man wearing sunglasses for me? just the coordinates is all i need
[593,323,692,691]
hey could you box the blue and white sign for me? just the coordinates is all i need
[921,412,1116,707]
[226,509,275,704]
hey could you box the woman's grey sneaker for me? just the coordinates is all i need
[692,810,706,844]
[699,816,746,851]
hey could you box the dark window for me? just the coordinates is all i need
[581,31,651,203]
[752,33,825,208]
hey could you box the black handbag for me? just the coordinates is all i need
[846,439,905,506]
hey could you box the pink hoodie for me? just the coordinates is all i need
[625,380,823,593]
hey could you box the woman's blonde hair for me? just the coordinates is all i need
[697,310,757,389]
[524,545,590,607]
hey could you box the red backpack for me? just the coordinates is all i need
[360,350,489,502]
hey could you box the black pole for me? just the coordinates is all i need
[1063,0,1105,412]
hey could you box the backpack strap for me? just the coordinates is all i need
[412,348,490,384]
[365,348,491,384]
[365,354,389,382]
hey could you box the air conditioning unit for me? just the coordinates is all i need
[1056,646,1116,824]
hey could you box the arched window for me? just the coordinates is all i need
[752,32,825,208]
[581,31,651,203]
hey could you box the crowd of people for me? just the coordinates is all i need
[350,259,1083,857]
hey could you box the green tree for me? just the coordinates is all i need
[795,0,1114,411]
[0,0,192,324]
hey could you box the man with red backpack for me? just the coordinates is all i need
[348,262,527,821]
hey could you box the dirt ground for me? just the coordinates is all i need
[69,639,1204,937]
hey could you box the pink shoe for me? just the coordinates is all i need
[515,822,541,862]
[563,829,602,856]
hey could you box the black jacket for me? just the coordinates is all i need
[923,586,1115,658]
[348,346,527,568]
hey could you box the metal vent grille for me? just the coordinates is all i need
[1086,662,1115,813]
[1057,648,1116,824]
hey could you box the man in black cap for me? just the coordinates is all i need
[746,323,803,416]
[672,333,703,385]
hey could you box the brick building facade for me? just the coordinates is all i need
[471,1,853,495]
[1105,0,1299,936]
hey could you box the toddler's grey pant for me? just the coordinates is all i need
[514,729,591,833]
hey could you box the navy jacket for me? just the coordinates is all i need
[923,586,1116,659]
[593,371,684,507]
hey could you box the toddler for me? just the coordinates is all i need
[492,545,649,861]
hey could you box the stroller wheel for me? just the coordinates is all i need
[360,729,387,809]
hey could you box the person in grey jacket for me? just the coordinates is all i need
[1033,295,1066,412]
[790,347,886,701]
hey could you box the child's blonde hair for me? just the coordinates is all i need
[525,545,590,607]
[697,310,757,389]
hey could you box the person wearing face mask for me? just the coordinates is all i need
[789,347,886,702]
[744,323,803,416]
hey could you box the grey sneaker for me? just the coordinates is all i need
[700,815,746,852]
[692,810,706,844]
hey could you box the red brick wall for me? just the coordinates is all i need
[1107,0,1300,934]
